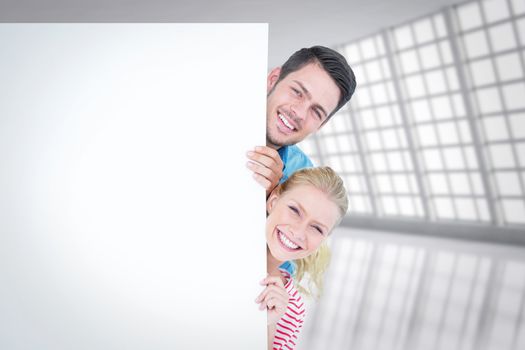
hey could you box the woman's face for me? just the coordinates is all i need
[266,184,340,262]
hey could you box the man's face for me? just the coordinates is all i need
[266,63,340,148]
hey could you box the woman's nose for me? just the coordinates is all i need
[288,224,306,242]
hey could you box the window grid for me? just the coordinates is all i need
[457,0,525,225]
[315,107,373,214]
[297,0,525,229]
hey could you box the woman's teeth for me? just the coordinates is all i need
[279,113,295,131]
[278,230,299,250]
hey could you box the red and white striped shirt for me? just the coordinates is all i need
[273,270,306,350]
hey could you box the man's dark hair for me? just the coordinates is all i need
[277,46,356,121]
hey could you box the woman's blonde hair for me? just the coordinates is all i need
[273,166,348,298]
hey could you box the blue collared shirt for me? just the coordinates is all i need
[277,145,313,276]
[278,145,314,184]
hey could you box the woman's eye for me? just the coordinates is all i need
[288,205,299,215]
[292,88,302,97]
[313,226,324,235]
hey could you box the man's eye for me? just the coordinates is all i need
[292,88,302,97]
[314,110,322,120]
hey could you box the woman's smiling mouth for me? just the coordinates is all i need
[277,227,302,251]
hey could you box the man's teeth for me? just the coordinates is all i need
[279,231,299,249]
[279,113,295,131]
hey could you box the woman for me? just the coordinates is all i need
[255,166,348,349]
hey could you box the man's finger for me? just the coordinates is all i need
[246,161,275,181]
[246,149,283,170]
[252,173,272,190]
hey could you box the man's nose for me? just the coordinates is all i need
[290,102,308,121]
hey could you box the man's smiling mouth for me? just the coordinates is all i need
[278,112,296,131]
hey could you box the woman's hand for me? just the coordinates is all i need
[255,275,290,326]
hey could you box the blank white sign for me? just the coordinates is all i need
[0,24,267,349]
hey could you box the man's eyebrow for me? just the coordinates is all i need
[293,80,328,118]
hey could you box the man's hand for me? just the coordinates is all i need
[246,146,283,195]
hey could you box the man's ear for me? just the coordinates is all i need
[266,189,280,213]
[267,67,282,93]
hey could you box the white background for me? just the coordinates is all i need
[0,24,267,349]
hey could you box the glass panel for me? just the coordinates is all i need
[365,60,384,82]
[371,153,388,171]
[434,14,447,38]
[502,82,525,110]
[376,106,395,127]
[457,2,483,31]
[495,52,524,81]
[423,149,444,170]
[336,135,353,152]
[419,44,441,69]
[429,173,450,194]
[483,116,510,141]
[394,25,415,50]
[495,171,522,196]
[376,174,393,193]
[463,30,490,59]
[502,199,525,223]
[382,129,400,149]
[446,67,460,91]
[443,147,467,169]
[476,87,503,114]
[511,0,525,15]
[371,84,389,104]
[458,120,472,143]
[400,50,420,74]
[361,37,378,60]
[387,152,406,171]
[411,100,432,122]
[392,174,410,193]
[324,136,339,153]
[435,197,455,218]
[470,59,496,86]
[365,131,382,150]
[489,143,515,168]
[344,43,361,64]
[425,70,447,94]
[361,109,377,129]
[449,172,471,195]
[432,96,454,119]
[398,196,415,216]
[414,18,435,44]
[452,94,466,117]
[439,41,453,64]
[405,75,426,98]
[489,23,517,53]
[418,124,438,146]
[438,122,460,145]
[510,113,525,138]
[455,198,477,220]
[357,86,372,108]
[517,18,525,45]
[482,0,511,23]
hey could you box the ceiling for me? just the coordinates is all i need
[1,0,465,67]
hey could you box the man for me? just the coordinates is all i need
[247,46,356,276]
[247,46,356,194]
